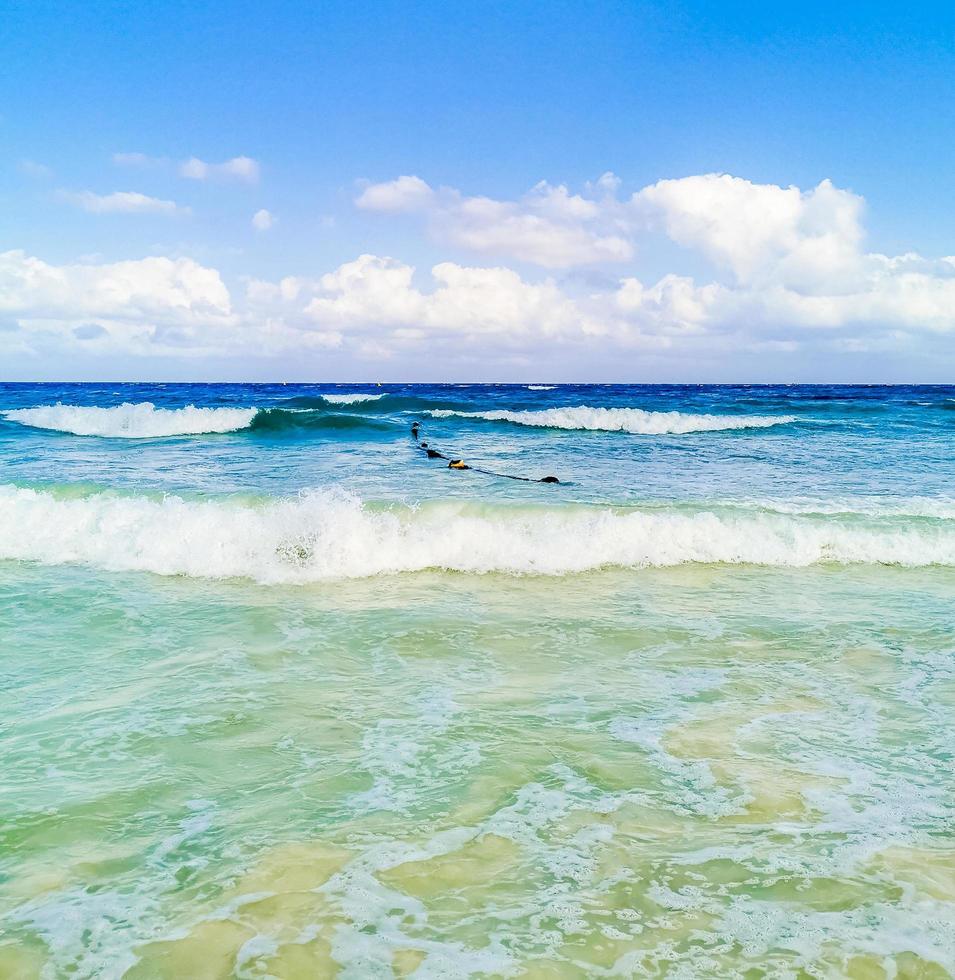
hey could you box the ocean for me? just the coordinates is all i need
[2,382,954,977]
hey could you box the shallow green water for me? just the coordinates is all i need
[3,562,954,978]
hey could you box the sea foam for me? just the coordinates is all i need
[320,393,387,405]
[1,485,953,583]
[428,406,797,434]
[3,403,257,438]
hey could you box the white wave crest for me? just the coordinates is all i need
[1,486,953,583]
[321,393,386,404]
[527,385,557,390]
[3,402,257,437]
[428,406,796,434]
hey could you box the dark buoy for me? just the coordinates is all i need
[412,420,559,484]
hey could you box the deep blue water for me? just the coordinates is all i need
[2,382,954,506]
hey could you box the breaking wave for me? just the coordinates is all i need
[319,393,387,404]
[527,385,557,390]
[3,403,257,438]
[428,406,797,434]
[1,401,398,438]
[1,485,953,583]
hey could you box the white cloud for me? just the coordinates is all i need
[624,174,955,335]
[289,254,757,358]
[356,175,632,268]
[298,244,955,360]
[9,171,955,371]
[251,208,274,231]
[1,252,346,359]
[355,175,436,212]
[0,251,229,320]
[0,250,234,354]
[180,156,260,182]
[613,275,725,335]
[356,171,955,342]
[632,174,865,290]
[58,190,189,216]
[303,254,602,343]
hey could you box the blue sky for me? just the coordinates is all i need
[3,0,955,381]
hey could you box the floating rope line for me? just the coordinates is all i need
[410,421,560,484]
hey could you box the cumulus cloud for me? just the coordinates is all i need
[8,172,955,370]
[180,156,260,182]
[355,171,955,343]
[356,175,631,268]
[632,174,866,291]
[303,254,602,342]
[0,250,233,354]
[355,171,870,285]
[0,251,229,320]
[627,174,955,335]
[58,190,189,216]
[0,252,349,359]
[251,208,274,231]
[292,255,769,356]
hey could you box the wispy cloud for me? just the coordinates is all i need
[19,159,54,179]
[111,152,261,184]
[180,156,260,182]
[112,151,166,168]
[58,190,190,216]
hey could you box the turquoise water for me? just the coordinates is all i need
[1,384,954,977]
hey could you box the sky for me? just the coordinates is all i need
[3,0,955,382]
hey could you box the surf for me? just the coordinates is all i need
[1,401,398,438]
[428,406,798,434]
[316,392,387,405]
[2,402,258,438]
[2,484,954,583]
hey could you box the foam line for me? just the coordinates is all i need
[428,406,797,434]
[1,486,953,583]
